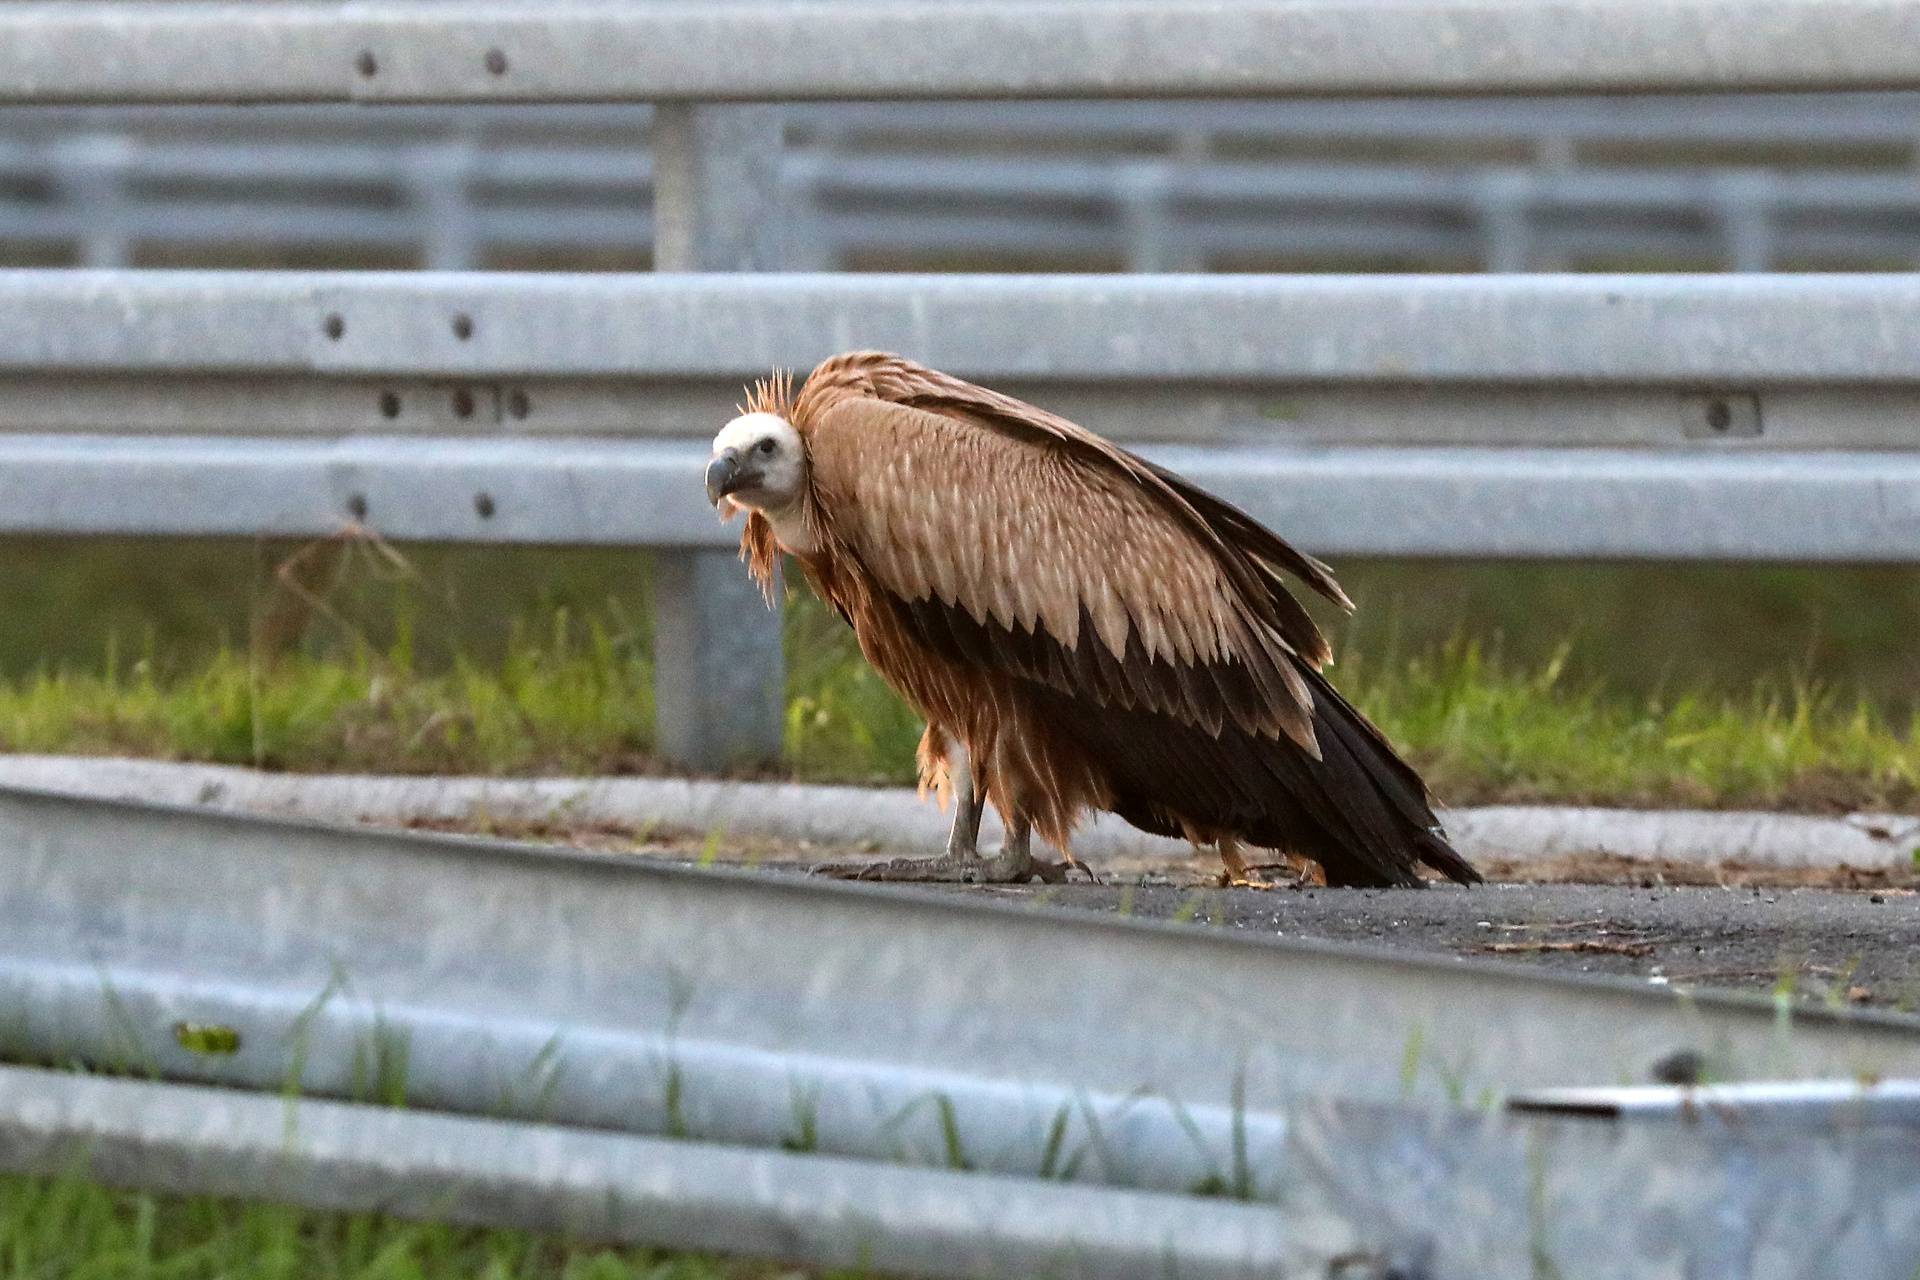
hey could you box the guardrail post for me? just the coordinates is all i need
[1116,162,1200,273]
[55,135,132,268]
[1474,169,1534,273]
[650,103,787,773]
[410,141,480,270]
[1710,170,1777,273]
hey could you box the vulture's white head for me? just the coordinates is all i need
[706,411,807,520]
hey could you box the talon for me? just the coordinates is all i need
[1030,858,1069,885]
[1247,860,1318,890]
[1053,851,1101,885]
[810,860,871,879]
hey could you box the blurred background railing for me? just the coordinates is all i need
[3,95,1919,274]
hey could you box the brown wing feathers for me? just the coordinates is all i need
[806,393,1317,752]
[883,363,1343,661]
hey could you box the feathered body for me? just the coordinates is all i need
[719,352,1478,888]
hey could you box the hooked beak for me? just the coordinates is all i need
[705,448,745,508]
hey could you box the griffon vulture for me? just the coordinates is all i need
[704,351,1480,890]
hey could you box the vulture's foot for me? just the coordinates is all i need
[1220,862,1318,891]
[809,846,1069,885]
[1215,838,1311,890]
[1216,838,1264,889]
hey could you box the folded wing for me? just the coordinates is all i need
[805,389,1336,753]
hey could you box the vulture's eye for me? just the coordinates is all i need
[756,438,777,455]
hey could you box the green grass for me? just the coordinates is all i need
[1,617,1915,810]
[1347,640,1920,811]
[0,618,658,777]
[0,1171,827,1280]
[7,538,1920,705]
[1,538,1917,809]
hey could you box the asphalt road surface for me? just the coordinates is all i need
[943,880,1920,1008]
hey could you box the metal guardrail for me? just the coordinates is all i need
[6,1,1920,101]
[6,270,1917,382]
[8,1067,1920,1278]
[13,438,1920,562]
[1510,1078,1920,1123]
[784,153,1920,273]
[3,785,1919,1275]
[6,271,1919,553]
[794,93,1920,147]
[16,92,1920,145]
[13,782,1916,1163]
[0,1066,1299,1280]
[6,111,1920,273]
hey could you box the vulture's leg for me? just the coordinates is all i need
[976,816,1070,885]
[1218,840,1319,890]
[1216,836,1276,890]
[944,744,985,858]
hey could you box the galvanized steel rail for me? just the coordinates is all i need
[7,1066,1920,1277]
[4,785,1920,1274]
[0,1066,1297,1280]
[8,437,1920,564]
[5,273,1919,553]
[4,1,1920,102]
[4,783,1918,1169]
[10,108,1920,272]
[2,269,1917,384]
[1,273,1916,552]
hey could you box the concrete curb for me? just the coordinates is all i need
[1,754,1915,872]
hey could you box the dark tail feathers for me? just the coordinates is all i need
[1303,664,1482,888]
